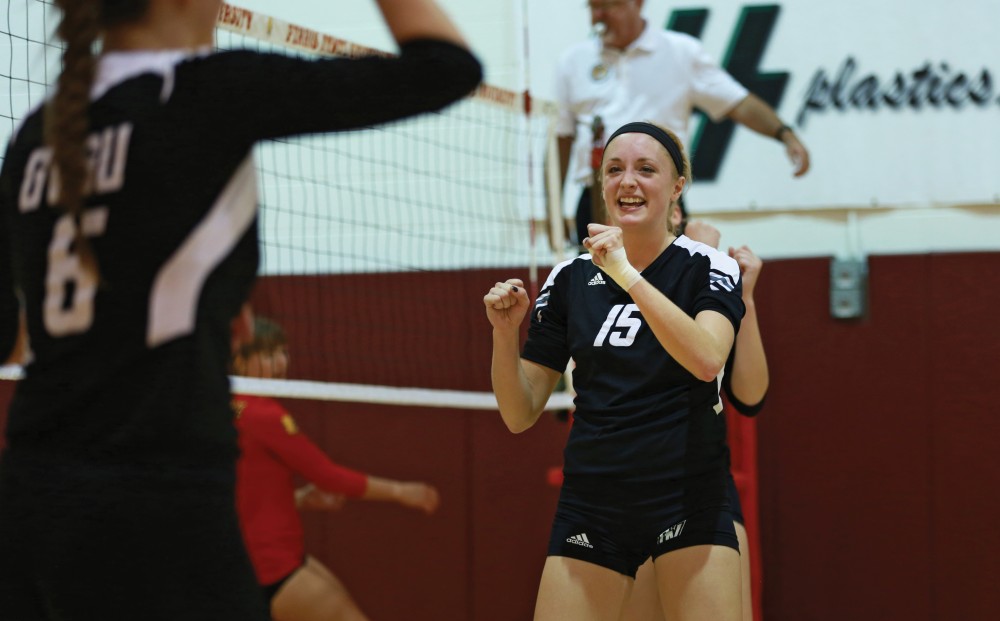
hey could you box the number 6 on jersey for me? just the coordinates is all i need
[44,208,109,336]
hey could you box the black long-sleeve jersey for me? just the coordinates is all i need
[0,41,481,467]
[523,236,744,493]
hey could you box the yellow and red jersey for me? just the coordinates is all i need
[233,394,367,584]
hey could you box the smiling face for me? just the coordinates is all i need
[601,132,685,232]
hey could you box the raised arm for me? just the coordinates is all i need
[726,94,810,177]
[627,281,735,382]
[683,223,768,406]
[214,0,482,144]
[484,278,563,433]
[726,245,769,407]
[584,224,737,381]
[376,0,469,49]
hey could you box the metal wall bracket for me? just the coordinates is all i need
[830,257,868,319]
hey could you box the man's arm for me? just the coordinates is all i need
[726,93,810,177]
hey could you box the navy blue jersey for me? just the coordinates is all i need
[522,236,744,492]
[0,42,481,466]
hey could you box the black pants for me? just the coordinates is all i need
[0,450,268,621]
[574,187,594,247]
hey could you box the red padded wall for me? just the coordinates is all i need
[924,254,1000,619]
[247,268,568,621]
[755,253,1000,620]
[2,254,998,620]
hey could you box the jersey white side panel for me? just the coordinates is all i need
[674,235,741,291]
[533,254,589,320]
[147,156,258,347]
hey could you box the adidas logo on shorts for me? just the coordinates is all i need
[587,273,606,286]
[566,533,594,548]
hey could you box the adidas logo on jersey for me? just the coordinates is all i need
[588,273,606,286]
[657,520,687,544]
[566,533,594,548]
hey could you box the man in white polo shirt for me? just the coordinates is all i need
[556,0,809,244]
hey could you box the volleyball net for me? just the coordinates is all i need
[0,1,573,411]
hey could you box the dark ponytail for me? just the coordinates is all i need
[47,0,101,273]
[46,0,150,276]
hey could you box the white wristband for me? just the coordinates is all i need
[600,247,642,291]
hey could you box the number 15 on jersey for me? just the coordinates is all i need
[594,303,641,347]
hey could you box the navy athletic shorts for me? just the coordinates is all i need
[547,480,739,578]
[727,472,745,526]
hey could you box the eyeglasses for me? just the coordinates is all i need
[586,0,632,10]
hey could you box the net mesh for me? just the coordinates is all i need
[1,0,58,147]
[214,5,556,276]
[1,1,570,409]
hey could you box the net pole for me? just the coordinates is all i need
[515,0,539,298]
[546,117,565,264]
[520,0,564,271]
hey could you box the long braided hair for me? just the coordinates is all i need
[45,0,148,274]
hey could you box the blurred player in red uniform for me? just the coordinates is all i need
[233,315,439,621]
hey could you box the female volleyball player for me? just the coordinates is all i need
[232,315,439,621]
[484,122,744,621]
[623,216,769,621]
[0,1,480,619]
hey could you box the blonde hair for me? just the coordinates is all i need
[650,123,691,235]
[600,120,692,181]
[645,121,691,180]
